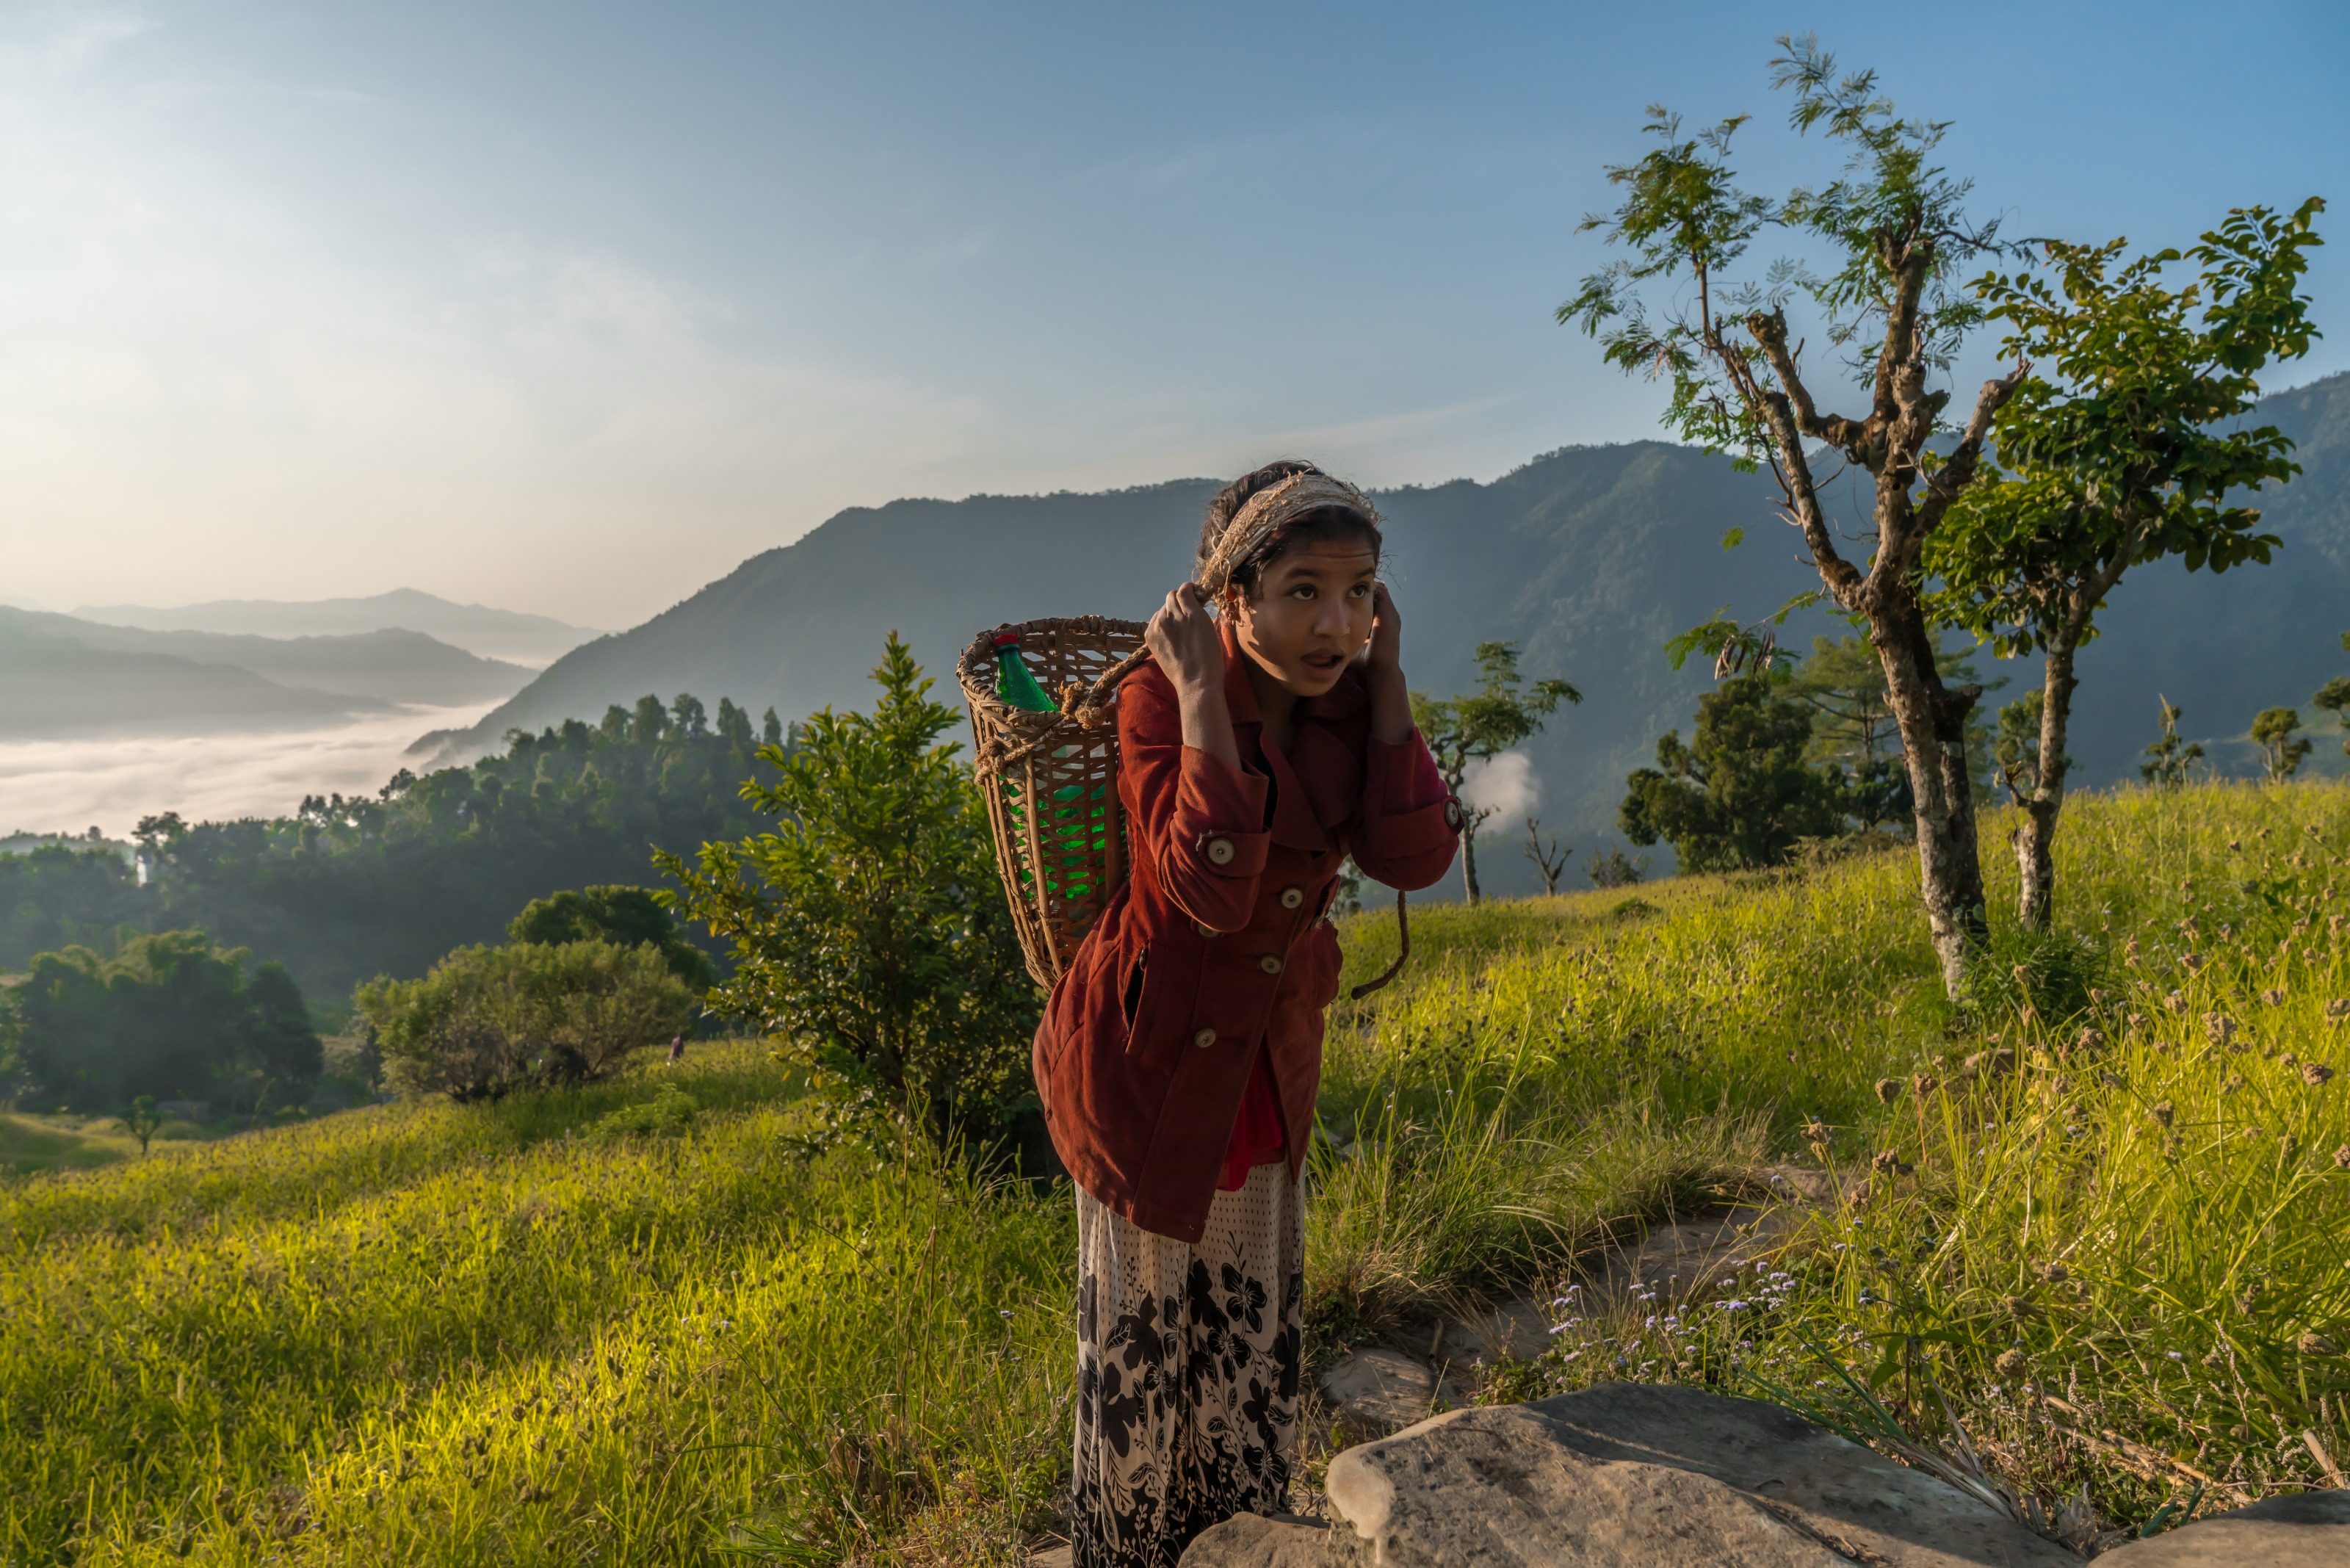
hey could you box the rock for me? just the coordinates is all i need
[1179,1512,1331,1566]
[1434,1296,1553,1368]
[1024,1545,1072,1567]
[1320,1381,2073,1567]
[2094,1490,2350,1567]
[1317,1348,1468,1437]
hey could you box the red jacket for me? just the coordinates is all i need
[1033,624,1461,1242]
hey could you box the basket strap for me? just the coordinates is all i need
[1348,889,1411,1000]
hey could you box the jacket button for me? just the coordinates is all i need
[1193,1027,1218,1049]
[1204,836,1236,866]
[1279,886,1305,909]
[1259,954,1284,976]
[1442,798,1464,829]
[1196,920,1217,939]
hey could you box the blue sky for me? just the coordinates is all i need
[3,0,2343,627]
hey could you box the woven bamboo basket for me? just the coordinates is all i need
[958,616,1152,988]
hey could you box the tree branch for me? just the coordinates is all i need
[1749,386,1863,607]
[1747,311,1863,449]
[1914,361,2030,535]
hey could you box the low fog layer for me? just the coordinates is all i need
[0,703,499,840]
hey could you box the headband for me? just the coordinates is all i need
[1196,470,1382,596]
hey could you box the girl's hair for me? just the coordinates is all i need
[1198,459,1382,598]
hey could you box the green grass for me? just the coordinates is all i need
[7,781,2347,1561]
[1,1049,1072,1565]
[1362,782,2350,1535]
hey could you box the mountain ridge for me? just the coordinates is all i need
[422,374,2350,898]
[71,588,600,668]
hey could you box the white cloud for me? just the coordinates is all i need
[1459,750,1538,827]
[0,702,499,838]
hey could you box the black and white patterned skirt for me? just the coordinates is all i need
[1069,1163,1305,1568]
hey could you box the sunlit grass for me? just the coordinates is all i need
[9,781,2348,1558]
[1,1045,1073,1565]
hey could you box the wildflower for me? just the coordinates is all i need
[2326,999,2350,1022]
[1548,1323,1572,1337]
[2165,991,2188,1015]
[2034,1262,2069,1284]
[2304,1063,2336,1087]
[1874,1078,1901,1104]
[2205,1013,2235,1048]
[2335,1146,2350,1169]
[2077,1027,2108,1054]
[2150,1100,2175,1127]
[2003,1296,2038,1322]
[1644,1316,1657,1329]
[1995,1348,2026,1378]
[2297,1332,2340,1358]
[2223,1073,2246,1094]
[2261,987,2288,1007]
[2166,1351,2184,1361]
[999,1309,1014,1318]
[1912,1072,1938,1097]
[2099,1070,2125,1091]
[2184,953,2206,975]
[1721,1300,1749,1312]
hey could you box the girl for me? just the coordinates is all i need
[1032,460,1462,1567]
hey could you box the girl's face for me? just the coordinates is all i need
[1223,538,1378,698]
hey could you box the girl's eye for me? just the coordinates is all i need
[1290,585,1315,600]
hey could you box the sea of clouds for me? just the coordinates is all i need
[0,704,500,839]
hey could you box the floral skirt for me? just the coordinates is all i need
[1069,1162,1304,1568]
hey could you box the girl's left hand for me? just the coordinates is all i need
[1366,582,1403,675]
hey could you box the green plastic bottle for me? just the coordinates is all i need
[993,632,1058,714]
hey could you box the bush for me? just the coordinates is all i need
[355,939,695,1102]
[507,885,718,989]
[659,635,1040,1155]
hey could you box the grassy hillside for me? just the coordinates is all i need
[6,783,2346,1562]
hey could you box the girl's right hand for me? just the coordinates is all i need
[1145,583,1224,693]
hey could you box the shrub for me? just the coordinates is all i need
[355,939,695,1102]
[659,635,1040,1155]
[507,885,718,989]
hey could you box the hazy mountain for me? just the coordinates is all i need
[0,618,377,739]
[71,588,601,668]
[2,613,535,708]
[424,374,2350,899]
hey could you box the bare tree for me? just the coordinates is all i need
[1565,36,2022,994]
[1524,817,1572,895]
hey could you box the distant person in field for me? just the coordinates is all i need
[1032,460,1461,1567]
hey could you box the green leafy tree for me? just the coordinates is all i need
[1929,198,2324,926]
[658,636,1038,1155]
[2140,697,2205,789]
[2315,632,2350,755]
[1,931,319,1113]
[1992,692,2074,807]
[118,1094,164,1156]
[1563,35,2022,994]
[507,886,718,989]
[1410,642,1580,903]
[2251,707,2313,782]
[1620,671,1845,873]
[356,939,694,1102]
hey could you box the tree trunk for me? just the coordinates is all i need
[1461,828,1482,905]
[1873,597,1989,997]
[2015,621,2083,930]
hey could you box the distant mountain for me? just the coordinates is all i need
[70,588,600,668]
[1,611,532,709]
[424,374,2350,899]
[0,618,375,739]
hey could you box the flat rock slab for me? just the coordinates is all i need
[1180,1512,1332,1567]
[1318,1348,1470,1438]
[1321,1381,2075,1567]
[2096,1490,2350,1567]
